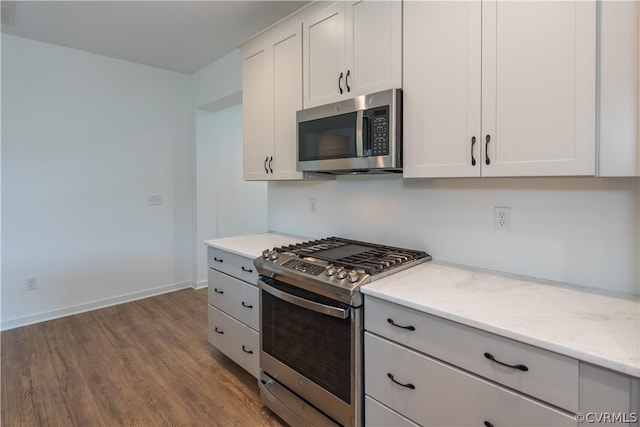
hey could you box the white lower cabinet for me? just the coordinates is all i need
[365,295,579,412]
[208,306,260,378]
[365,332,574,427]
[363,295,639,427]
[207,246,261,378]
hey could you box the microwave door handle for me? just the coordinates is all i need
[260,280,350,319]
[355,109,364,157]
[363,114,372,156]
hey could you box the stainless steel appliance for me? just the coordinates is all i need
[297,89,402,175]
[255,237,430,427]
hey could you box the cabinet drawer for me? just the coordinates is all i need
[208,269,259,331]
[365,333,575,427]
[365,296,579,412]
[208,305,260,378]
[365,396,419,427]
[207,247,258,284]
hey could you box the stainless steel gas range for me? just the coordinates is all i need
[254,237,430,427]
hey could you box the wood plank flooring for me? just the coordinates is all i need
[1,288,284,427]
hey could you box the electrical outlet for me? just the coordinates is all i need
[26,277,38,291]
[494,207,511,231]
[147,195,163,206]
[309,198,317,214]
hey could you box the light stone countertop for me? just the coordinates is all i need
[361,261,640,378]
[204,232,309,259]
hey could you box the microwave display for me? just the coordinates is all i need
[298,112,357,161]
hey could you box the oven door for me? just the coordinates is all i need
[259,277,362,427]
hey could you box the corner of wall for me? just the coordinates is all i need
[192,49,242,110]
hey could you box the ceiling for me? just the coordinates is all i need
[0,1,310,74]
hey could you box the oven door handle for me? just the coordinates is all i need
[260,280,350,320]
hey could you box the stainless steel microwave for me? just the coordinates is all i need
[296,89,402,174]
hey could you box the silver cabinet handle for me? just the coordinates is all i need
[260,280,349,319]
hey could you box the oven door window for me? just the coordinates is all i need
[262,283,352,404]
[298,112,357,161]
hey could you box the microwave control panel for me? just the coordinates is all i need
[369,107,389,156]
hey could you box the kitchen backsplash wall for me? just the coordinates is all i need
[269,177,640,295]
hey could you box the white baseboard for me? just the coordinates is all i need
[0,281,195,331]
[193,280,208,290]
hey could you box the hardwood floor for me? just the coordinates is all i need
[1,288,284,427]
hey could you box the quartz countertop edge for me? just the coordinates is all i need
[361,262,640,379]
[204,232,309,259]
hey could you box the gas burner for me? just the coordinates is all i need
[274,237,430,276]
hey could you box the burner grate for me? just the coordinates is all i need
[275,237,428,275]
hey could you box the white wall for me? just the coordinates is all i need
[192,50,242,112]
[269,177,640,295]
[1,34,195,328]
[195,106,268,285]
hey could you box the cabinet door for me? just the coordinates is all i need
[403,1,481,178]
[481,0,596,176]
[242,40,270,180]
[303,2,345,108]
[270,22,304,180]
[344,0,402,97]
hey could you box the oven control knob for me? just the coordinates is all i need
[347,270,359,283]
[336,269,347,280]
[262,249,271,259]
[325,266,336,277]
[269,251,279,260]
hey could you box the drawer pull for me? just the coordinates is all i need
[387,318,416,331]
[214,257,224,263]
[214,327,224,334]
[241,266,254,273]
[214,288,224,294]
[387,373,415,390]
[484,352,529,372]
[242,345,254,354]
[484,422,495,427]
[241,301,253,309]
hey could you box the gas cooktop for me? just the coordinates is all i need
[274,237,429,275]
[254,237,431,306]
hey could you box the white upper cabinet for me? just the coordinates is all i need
[270,23,305,180]
[242,21,304,181]
[404,0,597,178]
[598,0,639,176]
[344,1,402,98]
[303,2,344,108]
[481,0,596,177]
[242,40,270,180]
[403,1,482,178]
[303,1,402,108]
